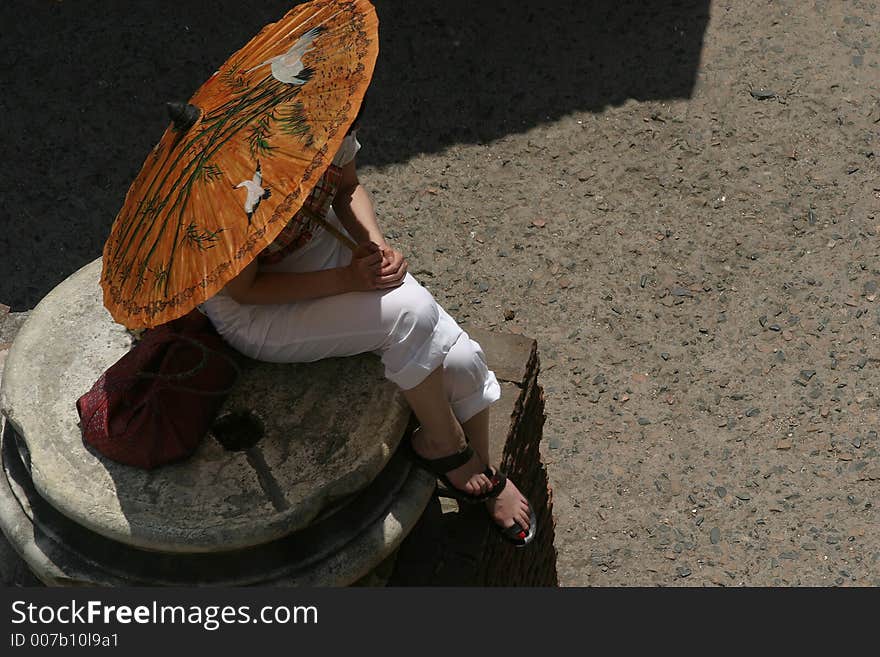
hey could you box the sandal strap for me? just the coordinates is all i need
[411,442,476,476]
[435,467,508,504]
[500,522,529,544]
[482,468,507,499]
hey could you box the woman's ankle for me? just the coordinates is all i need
[411,424,467,458]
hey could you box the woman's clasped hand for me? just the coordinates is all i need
[346,241,408,291]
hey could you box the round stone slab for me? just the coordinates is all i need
[0,416,435,586]
[0,258,411,552]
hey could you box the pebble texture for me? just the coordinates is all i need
[0,259,410,552]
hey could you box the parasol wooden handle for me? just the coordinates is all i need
[312,215,358,251]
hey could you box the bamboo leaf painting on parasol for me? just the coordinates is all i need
[102,0,378,329]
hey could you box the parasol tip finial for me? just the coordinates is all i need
[166,102,201,132]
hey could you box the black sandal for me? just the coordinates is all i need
[405,437,539,547]
[495,505,538,548]
[405,440,507,504]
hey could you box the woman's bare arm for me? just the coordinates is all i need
[332,159,388,248]
[223,258,356,305]
[332,158,408,288]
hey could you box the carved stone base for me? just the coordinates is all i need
[0,414,433,586]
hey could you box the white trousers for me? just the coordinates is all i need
[200,211,501,424]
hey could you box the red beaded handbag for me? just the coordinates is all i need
[76,309,239,469]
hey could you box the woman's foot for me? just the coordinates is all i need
[410,427,493,496]
[485,477,532,536]
[409,427,532,537]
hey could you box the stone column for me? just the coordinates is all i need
[389,330,558,586]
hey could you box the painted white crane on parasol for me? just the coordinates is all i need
[246,27,322,85]
[234,163,272,224]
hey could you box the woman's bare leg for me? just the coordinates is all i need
[461,407,490,465]
[402,366,492,495]
[406,374,532,531]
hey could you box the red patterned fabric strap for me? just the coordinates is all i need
[258,165,343,265]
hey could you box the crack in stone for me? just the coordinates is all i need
[245,447,289,512]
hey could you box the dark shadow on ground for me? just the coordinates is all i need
[364,0,710,165]
[0,0,709,310]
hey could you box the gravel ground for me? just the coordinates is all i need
[2,1,879,586]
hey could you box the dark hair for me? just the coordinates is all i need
[347,96,367,135]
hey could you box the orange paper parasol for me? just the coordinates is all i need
[102,0,378,328]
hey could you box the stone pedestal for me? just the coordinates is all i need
[0,260,435,585]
